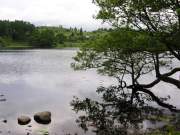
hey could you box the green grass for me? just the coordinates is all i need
[0,38,32,49]
[1,38,80,50]
[5,42,32,49]
[4,41,81,49]
[1,36,88,50]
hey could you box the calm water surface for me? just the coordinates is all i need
[0,49,180,135]
[0,49,115,135]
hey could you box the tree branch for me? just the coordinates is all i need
[163,67,180,76]
[136,86,180,112]
[140,79,161,88]
[160,76,180,89]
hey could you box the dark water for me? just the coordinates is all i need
[0,49,115,135]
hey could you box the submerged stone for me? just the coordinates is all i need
[34,111,51,124]
[0,99,6,102]
[18,116,31,125]
[2,119,7,123]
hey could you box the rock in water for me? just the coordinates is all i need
[0,99,6,102]
[34,111,51,124]
[18,116,31,125]
[2,119,7,123]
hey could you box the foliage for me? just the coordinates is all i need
[29,29,56,48]
[0,20,35,41]
[92,0,180,51]
[56,33,66,44]
[71,84,163,135]
[0,37,6,48]
[71,29,175,134]
[71,0,180,134]
[0,20,109,49]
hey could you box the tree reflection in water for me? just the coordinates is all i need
[71,80,166,135]
[71,48,180,134]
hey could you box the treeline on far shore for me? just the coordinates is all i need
[0,20,111,49]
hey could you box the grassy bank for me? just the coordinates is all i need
[0,38,82,50]
[0,38,32,49]
[4,42,32,49]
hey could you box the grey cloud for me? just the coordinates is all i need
[0,0,110,30]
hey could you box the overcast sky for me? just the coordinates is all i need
[0,0,109,30]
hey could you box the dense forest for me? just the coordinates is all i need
[0,20,110,49]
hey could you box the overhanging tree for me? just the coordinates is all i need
[71,29,175,134]
[92,0,180,87]
[71,0,180,134]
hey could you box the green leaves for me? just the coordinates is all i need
[29,29,56,48]
[85,29,165,53]
[176,8,180,15]
[93,0,178,32]
[72,28,166,77]
[0,20,35,41]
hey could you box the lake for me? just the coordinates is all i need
[0,49,115,135]
[0,49,180,135]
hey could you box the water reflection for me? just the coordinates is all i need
[0,49,114,135]
[0,50,179,134]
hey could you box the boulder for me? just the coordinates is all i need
[18,116,31,125]
[34,111,51,124]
